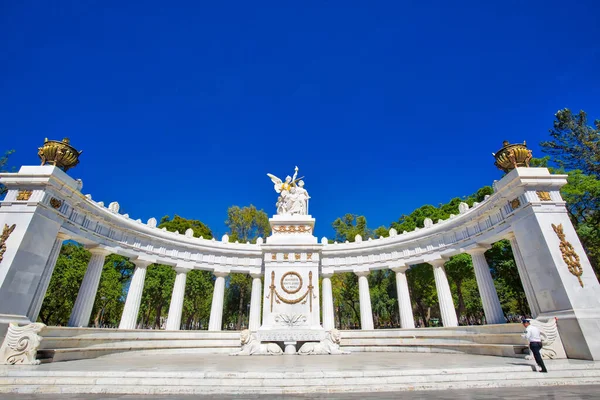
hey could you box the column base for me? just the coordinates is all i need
[284,342,297,355]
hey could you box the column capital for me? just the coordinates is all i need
[321,268,335,278]
[465,244,492,255]
[213,269,230,278]
[56,232,71,241]
[504,231,517,240]
[389,262,408,273]
[428,258,446,268]
[86,246,112,256]
[174,266,192,274]
[250,272,262,279]
[132,258,153,268]
[354,269,370,277]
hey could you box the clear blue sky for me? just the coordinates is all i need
[1,1,599,239]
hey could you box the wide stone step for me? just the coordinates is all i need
[1,365,598,394]
[343,343,528,357]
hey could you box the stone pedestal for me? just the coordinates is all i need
[260,214,323,340]
[496,167,600,360]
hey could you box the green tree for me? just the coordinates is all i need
[159,215,213,239]
[444,253,475,321]
[225,205,270,329]
[406,264,437,327]
[38,243,90,325]
[0,150,15,196]
[331,214,372,242]
[139,265,176,328]
[541,109,600,177]
[331,273,360,329]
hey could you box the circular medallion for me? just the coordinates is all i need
[280,271,303,294]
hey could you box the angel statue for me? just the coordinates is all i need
[267,166,310,216]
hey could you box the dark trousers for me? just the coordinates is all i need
[529,342,547,372]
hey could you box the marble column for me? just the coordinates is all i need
[393,267,415,329]
[119,260,151,330]
[166,267,189,331]
[468,248,505,324]
[356,271,374,330]
[27,232,68,322]
[321,273,335,331]
[248,273,262,331]
[430,259,458,327]
[208,271,228,331]
[508,234,541,318]
[68,248,109,327]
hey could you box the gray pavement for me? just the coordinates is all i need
[1,385,599,399]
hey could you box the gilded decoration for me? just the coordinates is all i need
[307,253,313,260]
[271,253,276,260]
[280,271,303,294]
[552,223,584,287]
[510,198,521,210]
[272,225,312,234]
[266,271,316,312]
[283,253,289,260]
[0,224,16,265]
[294,253,301,260]
[16,190,32,201]
[38,138,83,172]
[49,198,62,209]
[537,191,551,201]
[493,141,533,173]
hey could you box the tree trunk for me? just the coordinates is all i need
[236,287,245,330]
[154,304,162,329]
[93,308,102,328]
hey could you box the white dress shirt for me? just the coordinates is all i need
[522,325,542,343]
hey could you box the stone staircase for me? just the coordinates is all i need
[33,323,530,363]
[1,359,599,395]
[340,323,530,358]
[36,327,240,363]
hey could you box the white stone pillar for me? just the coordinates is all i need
[68,248,109,327]
[356,271,374,330]
[321,273,335,331]
[119,259,151,329]
[27,232,68,322]
[468,247,505,324]
[508,234,541,318]
[393,267,415,329]
[208,271,228,331]
[248,273,262,331]
[430,259,458,327]
[166,267,189,331]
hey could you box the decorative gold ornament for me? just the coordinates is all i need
[266,270,315,311]
[283,253,289,260]
[271,253,277,260]
[307,253,313,260]
[493,141,533,173]
[510,198,521,210]
[537,191,551,201]
[552,223,584,287]
[272,225,312,234]
[16,190,32,201]
[294,253,301,260]
[37,138,83,172]
[280,271,303,294]
[0,224,16,265]
[49,198,62,209]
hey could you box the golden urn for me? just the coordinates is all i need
[493,141,532,173]
[37,138,83,172]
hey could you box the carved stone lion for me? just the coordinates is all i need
[297,329,350,355]
[230,329,283,356]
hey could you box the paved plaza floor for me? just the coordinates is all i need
[1,385,599,399]
[5,351,588,374]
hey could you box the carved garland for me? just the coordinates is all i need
[280,271,303,294]
[552,223,584,287]
[0,224,16,265]
[49,198,62,209]
[510,198,521,210]
[266,271,316,312]
[272,225,312,234]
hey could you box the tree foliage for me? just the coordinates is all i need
[541,109,600,177]
[0,149,15,196]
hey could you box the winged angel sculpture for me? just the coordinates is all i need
[267,166,310,215]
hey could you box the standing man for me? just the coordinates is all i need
[522,319,548,373]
